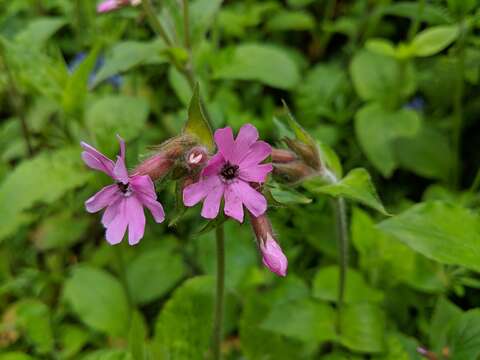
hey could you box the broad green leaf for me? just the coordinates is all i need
[306,168,387,215]
[128,311,147,360]
[378,201,480,272]
[382,2,453,25]
[445,310,480,360]
[16,300,54,355]
[183,84,214,151]
[126,241,186,304]
[269,183,312,205]
[94,40,166,86]
[340,303,386,353]
[62,46,100,115]
[350,50,415,102]
[153,276,215,359]
[0,147,90,241]
[355,103,421,177]
[366,39,397,58]
[312,266,384,304]
[411,25,459,57]
[214,43,300,90]
[64,266,129,337]
[352,208,446,293]
[85,96,149,153]
[261,298,336,345]
[266,10,315,31]
[15,17,66,48]
[58,324,90,359]
[430,297,463,352]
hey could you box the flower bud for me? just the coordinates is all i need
[273,161,316,184]
[284,138,321,170]
[249,213,288,277]
[271,148,297,163]
[186,146,209,168]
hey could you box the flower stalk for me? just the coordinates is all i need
[213,223,225,360]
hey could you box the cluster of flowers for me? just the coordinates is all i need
[82,125,288,276]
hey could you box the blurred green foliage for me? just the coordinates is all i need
[1,0,480,359]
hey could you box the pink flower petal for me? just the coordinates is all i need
[231,124,259,163]
[214,127,235,161]
[239,163,273,183]
[202,153,225,177]
[81,142,115,177]
[139,195,165,223]
[125,196,145,245]
[97,0,120,13]
[130,175,157,199]
[238,141,272,168]
[102,199,122,227]
[234,180,267,218]
[224,184,244,222]
[113,135,129,184]
[85,184,120,213]
[183,175,222,207]
[261,234,288,277]
[201,182,225,219]
[105,199,128,244]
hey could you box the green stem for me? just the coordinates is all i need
[182,0,191,51]
[114,245,133,325]
[0,50,34,157]
[213,224,225,360]
[407,0,425,41]
[333,197,349,331]
[141,0,173,47]
[452,19,467,188]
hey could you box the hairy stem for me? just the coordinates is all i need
[452,18,467,188]
[0,50,34,157]
[213,224,225,360]
[333,197,349,330]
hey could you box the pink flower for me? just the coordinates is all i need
[260,234,288,277]
[97,0,141,13]
[81,136,165,245]
[183,124,273,222]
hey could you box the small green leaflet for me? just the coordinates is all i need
[183,84,214,151]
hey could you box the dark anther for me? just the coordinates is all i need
[117,182,130,193]
[220,162,239,180]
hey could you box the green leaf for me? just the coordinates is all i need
[355,103,421,177]
[58,324,90,359]
[189,0,224,43]
[153,276,215,359]
[261,298,336,345]
[445,310,480,360]
[126,241,186,305]
[85,96,149,153]
[80,349,132,360]
[411,25,459,57]
[0,354,34,360]
[366,39,398,58]
[128,311,147,360]
[214,43,300,90]
[16,300,54,355]
[183,84,214,151]
[64,266,129,337]
[378,201,480,272]
[350,50,415,102]
[15,17,66,48]
[62,46,100,115]
[340,303,386,353]
[269,183,312,205]
[0,147,90,241]
[281,100,317,149]
[306,168,387,215]
[382,2,453,25]
[266,10,315,31]
[312,266,384,304]
[430,297,463,352]
[94,40,166,86]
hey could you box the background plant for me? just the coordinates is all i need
[1,0,480,359]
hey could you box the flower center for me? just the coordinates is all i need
[220,162,239,181]
[117,182,133,196]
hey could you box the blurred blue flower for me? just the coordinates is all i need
[404,96,425,112]
[68,52,122,89]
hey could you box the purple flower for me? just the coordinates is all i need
[261,233,288,277]
[81,136,165,245]
[97,0,141,13]
[183,124,273,223]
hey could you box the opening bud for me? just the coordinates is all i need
[249,213,288,277]
[271,148,297,163]
[186,146,209,168]
[273,161,316,184]
[284,138,321,170]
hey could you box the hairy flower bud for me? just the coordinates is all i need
[271,148,297,163]
[273,161,316,184]
[284,138,321,170]
[186,146,209,168]
[133,135,197,181]
[249,213,287,277]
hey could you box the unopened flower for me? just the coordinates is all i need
[97,0,141,13]
[250,213,287,276]
[186,146,209,168]
[81,136,165,245]
[271,148,297,163]
[183,124,272,222]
